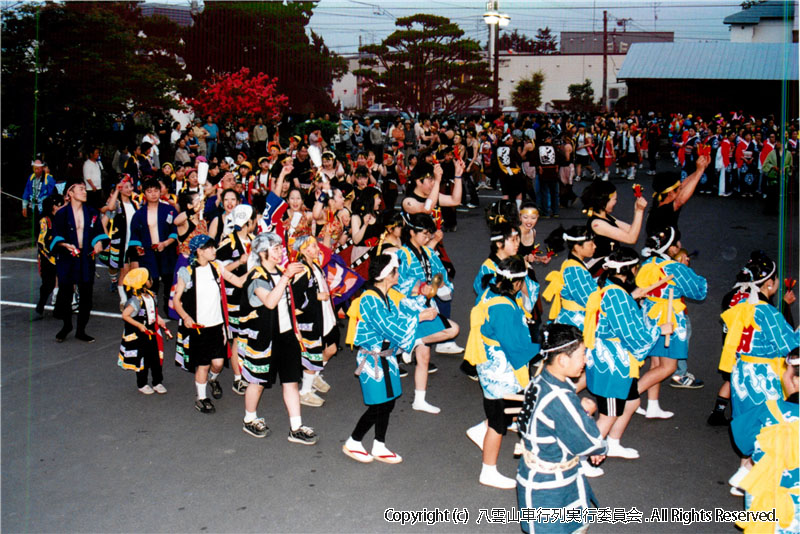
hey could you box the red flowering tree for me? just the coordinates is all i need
[185,67,288,126]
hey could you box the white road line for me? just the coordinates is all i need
[1,257,108,269]
[0,301,121,319]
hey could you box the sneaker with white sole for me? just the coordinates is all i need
[288,425,318,445]
[436,341,464,354]
[152,383,167,394]
[138,385,154,395]
[300,391,325,407]
[232,379,248,396]
[670,374,704,389]
[243,417,270,438]
[313,374,330,393]
[208,379,223,399]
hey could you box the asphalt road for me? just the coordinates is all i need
[2,165,798,533]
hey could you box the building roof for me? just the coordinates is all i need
[723,0,795,25]
[617,42,798,81]
[560,31,673,54]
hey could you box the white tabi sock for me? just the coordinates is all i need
[345,437,366,453]
[196,381,207,400]
[289,416,302,431]
[300,372,315,395]
[244,410,257,423]
[414,390,426,404]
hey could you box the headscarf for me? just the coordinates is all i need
[188,234,214,266]
[123,267,150,294]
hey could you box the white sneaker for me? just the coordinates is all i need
[580,459,604,478]
[138,385,154,395]
[728,466,750,487]
[607,441,639,459]
[479,468,517,489]
[466,422,487,450]
[300,391,325,407]
[152,384,167,394]
[436,341,464,354]
[412,400,441,414]
[635,407,646,416]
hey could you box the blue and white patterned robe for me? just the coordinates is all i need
[472,256,540,313]
[353,290,418,405]
[585,282,661,400]
[555,257,596,329]
[394,244,452,339]
[516,369,607,534]
[732,397,800,534]
[475,288,539,399]
[730,302,799,418]
[638,256,707,360]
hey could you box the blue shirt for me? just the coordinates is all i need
[204,123,219,141]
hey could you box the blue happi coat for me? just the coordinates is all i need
[353,288,418,405]
[636,256,707,360]
[394,244,452,339]
[584,281,661,400]
[516,369,607,534]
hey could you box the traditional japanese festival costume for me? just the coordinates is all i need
[394,243,452,340]
[731,390,800,534]
[635,241,708,359]
[118,291,164,372]
[721,294,799,418]
[216,229,253,338]
[516,368,607,534]
[542,254,595,330]
[107,192,140,270]
[583,279,661,400]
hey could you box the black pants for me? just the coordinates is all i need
[351,399,395,442]
[55,280,93,334]
[463,169,479,206]
[36,260,57,315]
[137,338,164,388]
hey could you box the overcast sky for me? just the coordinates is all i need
[307,0,745,54]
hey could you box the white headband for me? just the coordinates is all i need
[540,339,580,355]
[376,255,399,281]
[563,233,588,243]
[490,229,518,242]
[787,354,800,366]
[603,257,639,271]
[733,262,778,304]
[496,268,527,280]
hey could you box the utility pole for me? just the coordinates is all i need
[357,35,363,109]
[602,10,608,111]
[493,22,500,114]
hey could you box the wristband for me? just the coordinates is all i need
[454,175,462,179]
[424,199,433,211]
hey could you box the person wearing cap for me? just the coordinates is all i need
[236,232,318,443]
[583,247,671,460]
[127,178,179,312]
[634,227,707,419]
[216,204,257,396]
[118,267,171,395]
[104,174,141,309]
[51,182,110,342]
[22,159,56,220]
[645,153,710,236]
[173,234,246,414]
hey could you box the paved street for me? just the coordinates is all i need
[2,165,797,533]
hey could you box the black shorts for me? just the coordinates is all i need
[268,330,303,385]
[192,324,227,366]
[483,397,519,435]
[718,371,731,382]
[594,378,639,417]
[575,154,592,166]
[499,173,524,199]
[623,152,639,165]
[323,326,340,350]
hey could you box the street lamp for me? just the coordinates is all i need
[484,1,510,114]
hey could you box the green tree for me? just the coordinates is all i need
[567,79,597,112]
[355,14,492,115]
[183,1,347,114]
[1,2,183,156]
[511,71,545,111]
[534,27,558,54]
[497,29,536,53]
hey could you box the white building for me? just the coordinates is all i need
[723,0,798,43]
